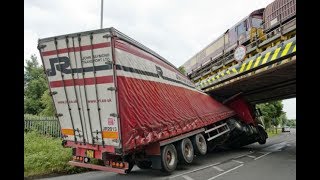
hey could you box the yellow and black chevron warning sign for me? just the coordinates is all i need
[197,38,296,90]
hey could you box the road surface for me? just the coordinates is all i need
[41,128,296,180]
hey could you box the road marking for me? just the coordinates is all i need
[246,155,256,158]
[233,152,254,159]
[212,166,224,172]
[232,160,244,164]
[168,162,220,179]
[254,152,272,160]
[182,175,194,180]
[262,141,288,152]
[207,164,244,180]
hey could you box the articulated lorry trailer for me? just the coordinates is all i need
[37,27,268,174]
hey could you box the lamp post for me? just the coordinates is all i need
[100,0,104,29]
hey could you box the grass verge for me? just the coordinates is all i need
[266,128,282,138]
[24,131,89,178]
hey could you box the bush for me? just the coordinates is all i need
[24,131,88,177]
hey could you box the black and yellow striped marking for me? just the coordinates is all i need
[198,38,296,89]
[203,55,295,92]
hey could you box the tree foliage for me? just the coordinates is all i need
[280,113,288,127]
[256,101,284,131]
[40,89,56,116]
[178,66,186,75]
[24,55,55,116]
[286,119,296,127]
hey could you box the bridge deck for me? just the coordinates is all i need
[208,56,295,104]
[196,37,296,104]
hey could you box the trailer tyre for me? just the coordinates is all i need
[161,144,178,173]
[177,138,194,164]
[192,134,207,155]
[136,160,152,169]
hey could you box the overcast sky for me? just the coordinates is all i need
[24,0,296,119]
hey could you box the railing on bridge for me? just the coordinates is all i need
[189,10,296,84]
[24,115,61,138]
[196,37,296,92]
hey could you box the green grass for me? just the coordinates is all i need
[266,128,282,138]
[24,131,88,178]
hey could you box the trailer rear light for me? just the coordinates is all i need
[79,157,83,161]
[73,156,77,161]
[84,157,89,163]
[119,162,124,168]
[105,160,125,168]
[76,156,80,160]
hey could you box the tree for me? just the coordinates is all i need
[178,66,186,75]
[286,119,296,127]
[280,112,288,127]
[256,101,284,133]
[24,55,55,116]
[40,89,56,116]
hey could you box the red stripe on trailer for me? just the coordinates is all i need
[50,76,113,88]
[115,40,187,79]
[117,76,236,152]
[42,42,111,56]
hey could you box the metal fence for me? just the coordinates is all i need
[24,115,61,138]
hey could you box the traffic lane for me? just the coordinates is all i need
[41,148,255,180]
[246,127,296,150]
[170,130,296,180]
[212,137,296,180]
[170,129,296,179]
[41,129,295,180]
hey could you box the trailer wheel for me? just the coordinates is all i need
[191,134,207,155]
[161,144,178,173]
[177,138,194,164]
[136,160,152,169]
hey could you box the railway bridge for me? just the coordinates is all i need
[185,18,296,104]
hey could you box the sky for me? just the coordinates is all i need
[24,0,296,119]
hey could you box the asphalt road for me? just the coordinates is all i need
[41,128,296,180]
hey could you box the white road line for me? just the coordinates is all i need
[207,164,244,180]
[212,166,224,172]
[261,141,288,152]
[182,175,194,180]
[246,155,256,158]
[168,162,220,179]
[232,159,244,164]
[233,152,254,159]
[254,152,272,160]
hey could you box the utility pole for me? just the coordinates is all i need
[100,0,103,29]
